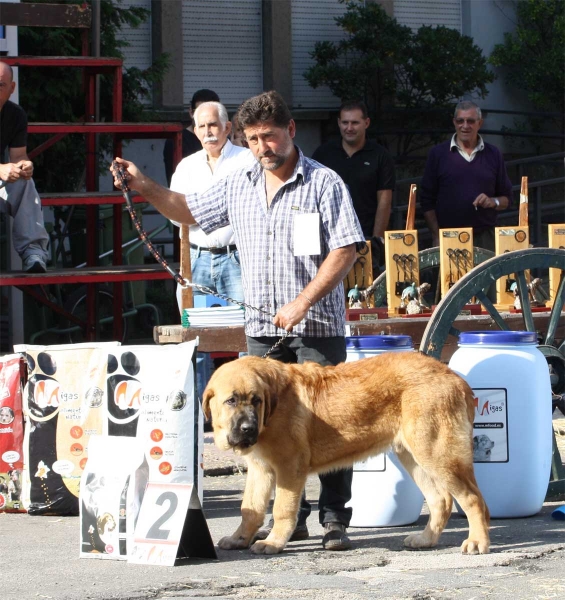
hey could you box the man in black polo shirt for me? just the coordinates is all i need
[312,100,395,275]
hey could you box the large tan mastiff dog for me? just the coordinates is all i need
[203,352,490,555]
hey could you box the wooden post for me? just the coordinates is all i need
[406,184,417,230]
[180,225,193,311]
[519,176,529,227]
[548,224,565,308]
[494,178,530,309]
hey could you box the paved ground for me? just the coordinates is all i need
[1,412,564,600]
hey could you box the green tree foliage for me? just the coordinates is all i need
[489,0,564,114]
[17,0,169,192]
[305,4,412,118]
[489,0,564,152]
[304,0,494,159]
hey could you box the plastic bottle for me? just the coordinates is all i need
[448,330,552,518]
[345,335,424,527]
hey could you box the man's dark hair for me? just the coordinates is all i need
[237,90,292,130]
[339,100,369,119]
[190,89,220,111]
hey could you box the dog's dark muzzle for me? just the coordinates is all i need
[227,406,259,448]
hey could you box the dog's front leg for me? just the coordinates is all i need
[218,457,274,550]
[250,469,307,555]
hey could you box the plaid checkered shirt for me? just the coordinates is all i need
[187,147,364,337]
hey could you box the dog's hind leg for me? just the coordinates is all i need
[399,448,490,554]
[218,457,275,551]
[441,468,490,555]
[396,449,453,550]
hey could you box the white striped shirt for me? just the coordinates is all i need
[187,147,364,337]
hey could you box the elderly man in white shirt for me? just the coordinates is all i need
[170,101,252,311]
[170,101,252,402]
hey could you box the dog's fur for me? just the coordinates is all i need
[203,353,490,555]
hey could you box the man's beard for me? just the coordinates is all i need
[256,150,289,171]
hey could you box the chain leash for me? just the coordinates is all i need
[112,161,288,357]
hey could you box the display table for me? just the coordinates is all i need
[154,310,565,362]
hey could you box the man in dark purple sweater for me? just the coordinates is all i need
[420,101,513,251]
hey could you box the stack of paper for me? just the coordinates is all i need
[181,305,245,328]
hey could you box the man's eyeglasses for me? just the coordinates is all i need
[455,118,477,125]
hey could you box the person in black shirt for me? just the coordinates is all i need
[312,100,395,274]
[0,62,49,272]
[163,88,220,185]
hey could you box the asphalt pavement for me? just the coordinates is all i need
[2,415,564,600]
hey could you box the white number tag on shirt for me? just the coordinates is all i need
[293,212,321,256]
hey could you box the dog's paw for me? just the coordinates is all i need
[403,532,436,549]
[461,538,490,554]
[217,535,250,550]
[250,540,285,555]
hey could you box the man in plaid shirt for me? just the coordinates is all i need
[112,90,364,551]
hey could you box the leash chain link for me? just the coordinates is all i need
[112,161,288,357]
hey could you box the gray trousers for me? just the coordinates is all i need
[246,335,353,527]
[0,178,49,262]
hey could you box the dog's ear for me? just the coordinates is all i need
[202,386,214,421]
[260,358,287,426]
[263,389,278,426]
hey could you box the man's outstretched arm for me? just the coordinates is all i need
[111,157,195,225]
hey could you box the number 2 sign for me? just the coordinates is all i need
[129,482,216,565]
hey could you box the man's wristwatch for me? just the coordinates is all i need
[493,197,500,208]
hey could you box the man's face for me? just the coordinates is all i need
[0,63,16,111]
[453,108,483,145]
[338,109,370,146]
[244,120,296,171]
[194,106,231,155]
[232,127,248,148]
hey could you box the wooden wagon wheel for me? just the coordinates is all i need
[419,248,565,498]
[366,246,495,307]
[420,248,565,363]
[420,247,565,408]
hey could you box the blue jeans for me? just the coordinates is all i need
[176,246,243,312]
[246,335,352,527]
[180,246,244,402]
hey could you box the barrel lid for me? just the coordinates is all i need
[346,335,413,350]
[459,331,538,345]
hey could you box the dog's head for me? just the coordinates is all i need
[473,435,495,451]
[202,356,283,453]
[473,434,494,460]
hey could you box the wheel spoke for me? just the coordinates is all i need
[545,270,565,346]
[421,248,565,361]
[516,270,535,332]
[475,290,509,330]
